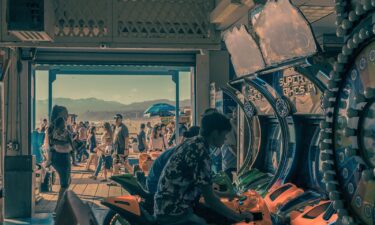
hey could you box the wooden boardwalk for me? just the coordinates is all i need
[36,165,128,213]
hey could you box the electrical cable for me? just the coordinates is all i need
[4,49,13,156]
[17,52,21,155]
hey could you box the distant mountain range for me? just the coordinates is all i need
[36,98,191,121]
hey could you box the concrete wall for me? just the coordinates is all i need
[195,53,210,125]
[3,48,31,156]
[195,50,229,125]
[209,50,230,90]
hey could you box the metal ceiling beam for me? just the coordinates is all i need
[29,50,197,67]
[0,41,221,51]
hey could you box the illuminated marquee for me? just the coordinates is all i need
[279,73,317,97]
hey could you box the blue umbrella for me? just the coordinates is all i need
[144,103,176,117]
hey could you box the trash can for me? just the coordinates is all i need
[4,155,35,218]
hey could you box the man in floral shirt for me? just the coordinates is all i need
[154,112,253,225]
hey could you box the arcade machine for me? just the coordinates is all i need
[207,73,288,198]
[320,1,375,224]
[253,66,339,225]
[232,80,289,198]
[219,1,341,223]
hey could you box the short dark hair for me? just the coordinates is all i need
[140,123,145,129]
[203,108,218,115]
[55,117,65,129]
[183,126,200,138]
[200,112,231,137]
[89,126,96,135]
[51,105,68,123]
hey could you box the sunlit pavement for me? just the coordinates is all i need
[5,164,129,225]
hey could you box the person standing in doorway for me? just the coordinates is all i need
[85,126,98,171]
[160,123,168,150]
[149,124,165,151]
[137,123,147,152]
[113,114,133,174]
[78,121,88,147]
[45,105,74,214]
[168,118,188,146]
[40,118,48,133]
[146,122,153,144]
[91,122,113,182]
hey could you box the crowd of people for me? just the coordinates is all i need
[35,104,242,223]
[34,109,192,185]
[133,120,187,153]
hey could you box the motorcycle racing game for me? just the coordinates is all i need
[227,75,303,209]
[257,67,338,225]
[101,85,273,225]
[320,1,375,224]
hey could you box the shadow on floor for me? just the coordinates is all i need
[4,213,53,225]
[4,202,109,225]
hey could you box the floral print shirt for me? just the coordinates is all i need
[154,136,212,216]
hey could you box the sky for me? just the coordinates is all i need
[35,70,191,105]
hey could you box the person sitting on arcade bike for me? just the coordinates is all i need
[146,126,201,194]
[154,112,253,225]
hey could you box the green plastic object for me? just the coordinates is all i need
[255,182,270,197]
[236,170,268,192]
[212,171,237,197]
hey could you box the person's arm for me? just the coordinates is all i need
[123,127,129,155]
[201,185,252,222]
[69,135,76,152]
[124,138,129,154]
[148,138,153,151]
[168,132,175,146]
[195,149,252,223]
[162,138,166,151]
[89,135,96,152]
[142,134,148,151]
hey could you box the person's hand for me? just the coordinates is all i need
[237,211,253,223]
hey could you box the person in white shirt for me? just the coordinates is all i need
[148,124,166,151]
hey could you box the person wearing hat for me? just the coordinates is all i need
[113,114,133,174]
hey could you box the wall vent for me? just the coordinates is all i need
[7,0,54,42]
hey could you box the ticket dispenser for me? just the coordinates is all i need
[4,155,35,218]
